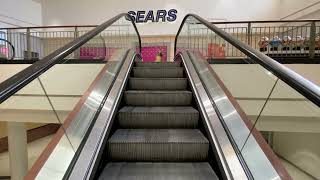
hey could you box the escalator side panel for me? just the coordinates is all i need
[180,51,248,180]
[67,50,137,180]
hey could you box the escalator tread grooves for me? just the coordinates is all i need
[98,61,218,179]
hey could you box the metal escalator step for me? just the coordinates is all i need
[98,162,219,180]
[135,61,181,67]
[133,67,184,78]
[129,78,187,90]
[107,129,209,161]
[124,90,192,106]
[118,106,198,128]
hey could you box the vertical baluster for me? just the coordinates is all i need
[294,26,296,57]
[300,25,303,54]
[206,28,209,59]
[231,27,234,57]
[247,22,251,46]
[268,26,271,55]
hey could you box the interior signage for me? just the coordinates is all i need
[127,9,178,23]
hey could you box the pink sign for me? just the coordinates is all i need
[141,46,167,62]
[79,47,106,59]
[0,47,8,55]
[79,47,118,60]
[79,46,168,62]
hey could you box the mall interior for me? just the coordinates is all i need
[0,0,320,180]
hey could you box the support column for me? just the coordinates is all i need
[7,122,28,180]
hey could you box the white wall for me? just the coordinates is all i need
[0,0,42,28]
[273,132,320,179]
[279,0,320,20]
[1,0,319,32]
[41,0,281,35]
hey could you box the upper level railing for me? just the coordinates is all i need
[1,19,319,60]
[209,19,320,59]
[0,23,138,60]
[174,19,319,59]
[175,14,320,180]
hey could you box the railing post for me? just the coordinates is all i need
[247,22,251,46]
[74,26,80,59]
[74,26,79,39]
[187,23,190,49]
[309,21,316,59]
[6,30,13,59]
[26,28,32,60]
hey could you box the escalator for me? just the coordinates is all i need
[64,48,247,180]
[97,61,218,179]
[0,12,319,180]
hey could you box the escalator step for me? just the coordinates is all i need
[132,67,184,78]
[135,61,181,67]
[107,129,209,161]
[118,106,198,128]
[128,78,187,90]
[124,90,192,106]
[98,162,219,180]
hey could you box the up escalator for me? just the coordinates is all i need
[1,12,319,180]
[98,61,218,179]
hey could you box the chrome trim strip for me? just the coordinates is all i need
[68,50,136,180]
[180,51,248,180]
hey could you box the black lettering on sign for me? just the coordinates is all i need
[127,11,136,22]
[144,10,155,23]
[167,9,177,22]
[156,10,167,22]
[136,11,145,23]
[127,9,178,23]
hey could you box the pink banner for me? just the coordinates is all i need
[141,46,167,62]
[80,47,119,60]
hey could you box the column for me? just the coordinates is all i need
[7,122,28,180]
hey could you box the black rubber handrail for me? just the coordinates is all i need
[174,14,320,107]
[0,38,15,60]
[0,13,141,103]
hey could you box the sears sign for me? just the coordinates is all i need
[127,9,178,23]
